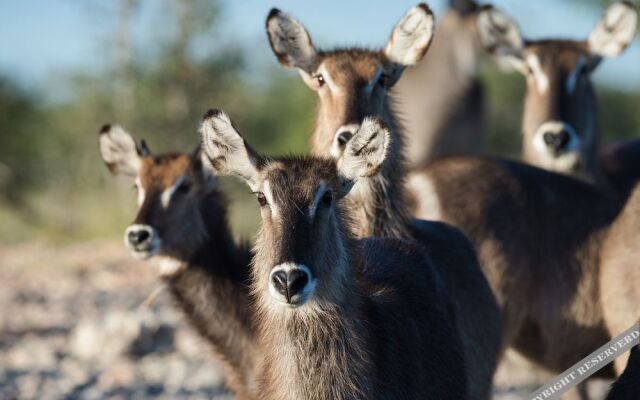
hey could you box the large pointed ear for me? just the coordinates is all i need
[477,6,526,71]
[384,3,435,67]
[266,8,318,73]
[588,1,638,58]
[200,109,260,190]
[98,124,142,176]
[338,117,390,186]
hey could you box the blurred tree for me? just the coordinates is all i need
[0,79,45,204]
[1,0,637,243]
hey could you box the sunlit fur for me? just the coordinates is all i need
[100,129,259,400]
[413,156,625,380]
[600,185,640,375]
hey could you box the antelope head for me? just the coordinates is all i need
[266,3,434,157]
[477,1,638,178]
[99,125,217,268]
[200,110,389,312]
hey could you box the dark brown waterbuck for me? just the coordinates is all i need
[395,0,486,169]
[200,109,468,400]
[99,125,260,400]
[266,3,502,398]
[408,155,626,395]
[476,1,638,191]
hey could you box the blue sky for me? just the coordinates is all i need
[0,0,638,91]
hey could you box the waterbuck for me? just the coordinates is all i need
[408,155,624,394]
[600,182,640,375]
[99,125,260,399]
[476,1,638,188]
[266,4,502,398]
[200,109,468,400]
[395,0,486,169]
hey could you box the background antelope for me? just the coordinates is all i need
[98,125,260,400]
[409,155,625,398]
[266,4,502,398]
[599,184,640,375]
[395,0,486,169]
[477,1,638,189]
[200,109,468,400]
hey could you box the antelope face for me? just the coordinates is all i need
[519,42,597,173]
[200,110,389,310]
[99,125,216,262]
[266,4,434,156]
[478,2,638,175]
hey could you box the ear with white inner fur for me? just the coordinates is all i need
[384,3,435,66]
[589,1,638,57]
[98,124,141,176]
[477,6,525,71]
[200,109,260,190]
[338,117,390,182]
[266,8,318,73]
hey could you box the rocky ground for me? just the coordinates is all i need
[0,240,613,399]
[0,241,231,400]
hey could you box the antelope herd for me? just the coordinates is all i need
[98,1,640,399]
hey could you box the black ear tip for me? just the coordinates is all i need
[416,3,433,15]
[202,108,223,121]
[376,118,390,131]
[99,124,112,135]
[479,4,495,12]
[267,8,282,21]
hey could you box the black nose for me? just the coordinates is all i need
[543,130,571,153]
[128,228,151,246]
[336,131,353,148]
[271,269,310,303]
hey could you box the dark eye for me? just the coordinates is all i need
[314,74,325,87]
[378,73,389,88]
[526,65,534,76]
[177,179,191,193]
[321,191,333,206]
[256,192,268,207]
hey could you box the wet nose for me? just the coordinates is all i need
[543,129,571,153]
[270,268,310,303]
[127,226,153,247]
[336,131,353,148]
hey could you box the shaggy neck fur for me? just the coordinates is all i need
[252,216,374,400]
[314,97,413,240]
[162,190,258,399]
